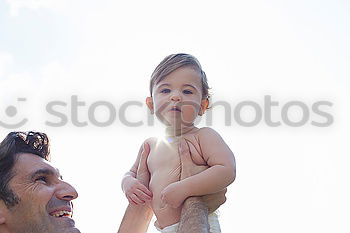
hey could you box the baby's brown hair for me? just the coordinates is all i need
[149,53,210,101]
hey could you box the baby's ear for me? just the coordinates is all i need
[199,98,209,116]
[146,97,154,114]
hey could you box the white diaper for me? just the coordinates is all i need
[155,212,221,233]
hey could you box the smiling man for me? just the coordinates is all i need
[0,131,80,233]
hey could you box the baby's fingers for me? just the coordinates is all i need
[127,196,138,205]
[135,189,152,202]
[137,183,153,197]
[130,193,144,205]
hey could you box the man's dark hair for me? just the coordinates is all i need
[0,131,50,208]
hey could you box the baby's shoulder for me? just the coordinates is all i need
[197,127,222,139]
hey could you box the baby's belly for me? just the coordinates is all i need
[149,167,182,228]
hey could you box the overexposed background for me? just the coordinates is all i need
[1,0,349,232]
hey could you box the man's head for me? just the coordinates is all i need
[0,131,80,233]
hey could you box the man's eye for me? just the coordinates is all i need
[160,89,170,93]
[183,90,193,94]
[35,176,48,183]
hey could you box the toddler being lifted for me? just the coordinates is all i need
[122,53,236,233]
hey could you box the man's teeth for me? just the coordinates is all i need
[52,210,72,217]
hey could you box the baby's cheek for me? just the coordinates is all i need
[181,105,199,124]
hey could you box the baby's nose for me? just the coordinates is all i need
[170,92,181,102]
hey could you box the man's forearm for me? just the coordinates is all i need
[178,197,209,233]
[117,204,153,233]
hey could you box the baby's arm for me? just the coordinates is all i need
[161,128,236,208]
[122,139,153,205]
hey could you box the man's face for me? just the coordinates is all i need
[1,153,80,233]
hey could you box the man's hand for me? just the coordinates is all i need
[177,139,211,233]
[136,142,151,187]
[179,139,208,179]
[201,189,227,213]
[160,139,209,209]
[123,143,153,205]
[178,138,227,213]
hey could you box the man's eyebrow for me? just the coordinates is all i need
[31,168,61,179]
[57,169,63,179]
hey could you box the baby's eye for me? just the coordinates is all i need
[160,89,171,93]
[183,90,193,94]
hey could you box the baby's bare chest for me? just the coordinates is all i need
[147,135,207,174]
[148,141,179,174]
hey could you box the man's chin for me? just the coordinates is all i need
[61,225,81,233]
[50,216,80,233]
[69,227,81,233]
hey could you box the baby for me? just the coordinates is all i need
[122,53,236,233]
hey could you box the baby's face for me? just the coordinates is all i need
[147,67,208,128]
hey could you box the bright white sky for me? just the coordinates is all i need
[0,0,350,232]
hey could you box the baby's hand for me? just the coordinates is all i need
[123,176,153,205]
[161,182,187,208]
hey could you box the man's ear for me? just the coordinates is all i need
[199,98,209,116]
[0,202,7,224]
[0,216,5,225]
[146,97,154,114]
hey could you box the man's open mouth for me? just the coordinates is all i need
[49,210,72,218]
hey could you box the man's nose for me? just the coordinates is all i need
[56,180,79,201]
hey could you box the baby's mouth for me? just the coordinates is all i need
[170,106,181,112]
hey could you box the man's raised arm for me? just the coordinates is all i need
[176,139,209,233]
[177,139,226,233]
[117,144,153,233]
